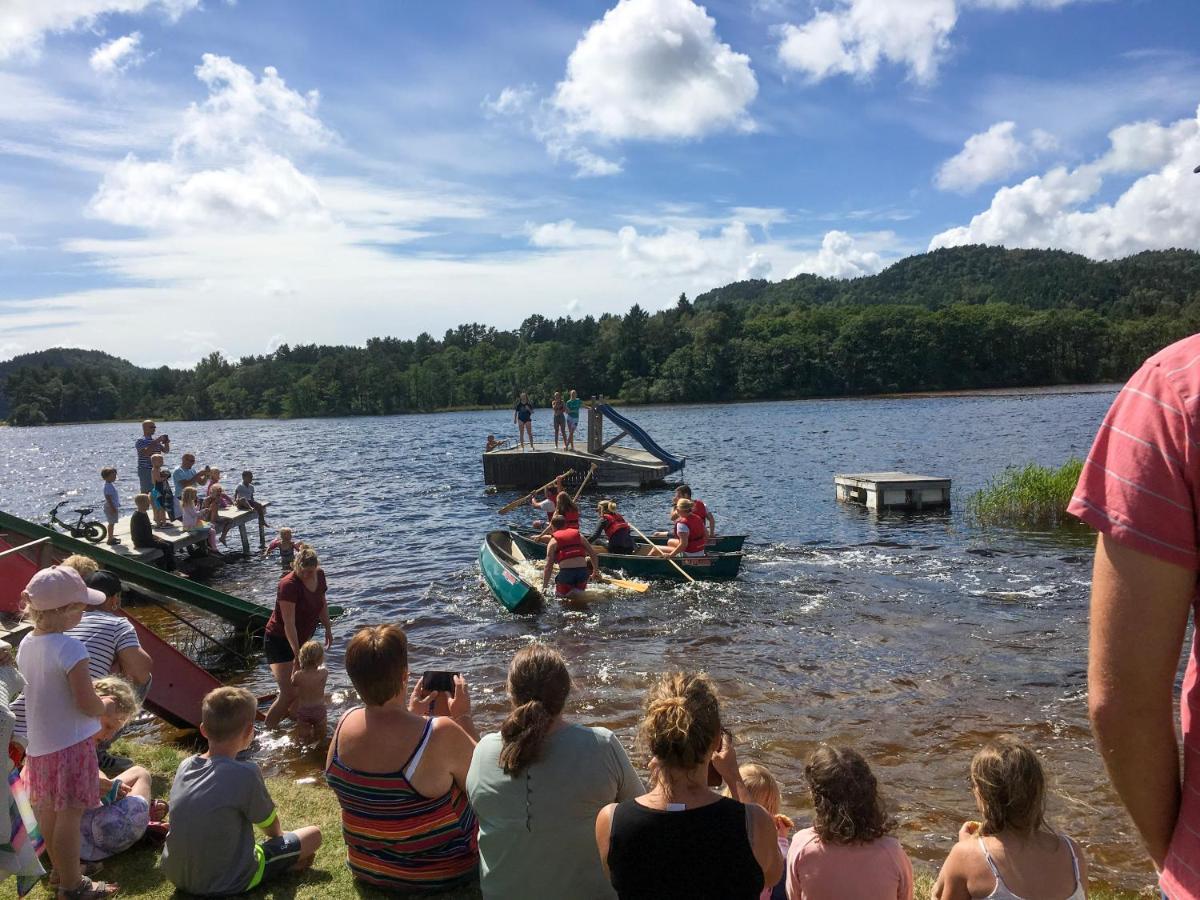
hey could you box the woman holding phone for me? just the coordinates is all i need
[326,624,480,892]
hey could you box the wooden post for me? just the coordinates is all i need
[258,517,266,549]
[239,522,250,556]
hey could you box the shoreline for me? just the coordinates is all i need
[0,381,1122,427]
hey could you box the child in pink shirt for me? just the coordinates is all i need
[786,746,912,900]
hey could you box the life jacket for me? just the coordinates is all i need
[692,499,708,522]
[561,507,580,527]
[675,513,707,554]
[602,512,631,539]
[553,528,586,562]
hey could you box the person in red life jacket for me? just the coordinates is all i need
[589,500,636,554]
[664,498,709,558]
[530,475,566,527]
[672,484,715,538]
[543,514,602,600]
[538,491,581,544]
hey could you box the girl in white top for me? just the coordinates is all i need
[932,736,1087,900]
[15,567,118,900]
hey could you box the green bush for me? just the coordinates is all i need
[968,458,1085,528]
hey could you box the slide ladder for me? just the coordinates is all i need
[596,404,686,473]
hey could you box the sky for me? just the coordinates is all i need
[1,0,1199,367]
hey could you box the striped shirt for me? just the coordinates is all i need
[1068,333,1200,898]
[11,611,141,740]
[325,712,478,892]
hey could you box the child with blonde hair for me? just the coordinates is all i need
[16,567,118,899]
[932,736,1086,900]
[180,486,219,552]
[738,764,792,900]
[100,467,120,546]
[290,641,328,743]
[263,527,302,571]
[590,499,636,553]
[149,453,171,526]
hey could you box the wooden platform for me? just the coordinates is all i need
[483,443,671,489]
[835,472,951,510]
[103,504,268,559]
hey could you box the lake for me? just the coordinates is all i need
[0,387,1155,890]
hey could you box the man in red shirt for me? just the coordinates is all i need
[1070,334,1200,897]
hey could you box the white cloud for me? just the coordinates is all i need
[526,219,617,249]
[553,0,757,141]
[936,121,1037,192]
[87,54,333,230]
[787,230,886,279]
[0,0,198,61]
[930,104,1200,259]
[484,86,535,117]
[89,31,143,75]
[776,0,1090,84]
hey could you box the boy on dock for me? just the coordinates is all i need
[160,686,322,896]
[234,470,269,529]
[101,466,120,545]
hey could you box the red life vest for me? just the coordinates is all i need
[692,499,708,523]
[675,513,707,554]
[561,507,580,527]
[553,528,586,562]
[602,512,631,539]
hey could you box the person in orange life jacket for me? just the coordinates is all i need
[671,484,715,538]
[543,514,602,600]
[537,491,581,544]
[590,500,636,554]
[530,475,566,527]
[664,498,709,558]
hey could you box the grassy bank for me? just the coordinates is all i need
[98,740,1148,899]
[967,458,1085,528]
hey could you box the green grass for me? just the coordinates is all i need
[967,458,1085,528]
[88,740,1148,899]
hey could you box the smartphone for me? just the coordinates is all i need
[421,671,458,695]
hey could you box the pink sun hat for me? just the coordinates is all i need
[24,566,106,611]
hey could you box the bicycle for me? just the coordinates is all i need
[48,500,107,543]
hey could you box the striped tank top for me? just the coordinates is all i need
[325,710,479,891]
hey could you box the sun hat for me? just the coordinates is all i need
[87,571,123,599]
[25,566,105,610]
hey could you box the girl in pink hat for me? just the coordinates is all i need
[16,567,119,900]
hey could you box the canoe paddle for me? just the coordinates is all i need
[601,576,650,594]
[537,463,598,539]
[498,469,574,515]
[626,520,696,583]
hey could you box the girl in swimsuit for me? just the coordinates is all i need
[514,392,534,450]
[931,736,1087,900]
[551,391,567,448]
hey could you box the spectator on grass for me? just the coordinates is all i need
[596,673,783,899]
[1069,333,1200,895]
[467,643,643,899]
[325,624,479,892]
[787,746,912,900]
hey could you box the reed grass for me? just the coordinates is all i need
[967,458,1085,528]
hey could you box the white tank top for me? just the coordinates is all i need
[977,834,1085,900]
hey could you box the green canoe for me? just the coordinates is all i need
[508,529,744,581]
[479,531,543,614]
[0,508,344,631]
[633,532,746,553]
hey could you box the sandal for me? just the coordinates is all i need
[49,863,103,887]
[57,876,118,900]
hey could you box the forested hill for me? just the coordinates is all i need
[3,245,1199,425]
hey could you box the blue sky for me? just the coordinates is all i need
[1,0,1198,366]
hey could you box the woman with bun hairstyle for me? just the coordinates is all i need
[590,500,636,554]
[263,546,333,728]
[786,746,912,900]
[467,644,642,899]
[931,737,1086,900]
[596,673,783,899]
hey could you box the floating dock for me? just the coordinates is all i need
[483,403,684,489]
[106,503,268,561]
[835,472,951,510]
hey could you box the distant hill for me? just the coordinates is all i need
[3,245,1199,424]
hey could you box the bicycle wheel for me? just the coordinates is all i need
[82,523,107,543]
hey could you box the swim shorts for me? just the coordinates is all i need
[295,704,325,727]
[555,567,590,597]
[247,832,302,889]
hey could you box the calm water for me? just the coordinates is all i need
[0,389,1157,889]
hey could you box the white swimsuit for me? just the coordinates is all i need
[977,835,1085,900]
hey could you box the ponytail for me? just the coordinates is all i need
[640,672,721,770]
[498,643,571,776]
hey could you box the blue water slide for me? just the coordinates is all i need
[596,404,686,473]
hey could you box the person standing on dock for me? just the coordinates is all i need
[552,391,567,448]
[1070,333,1200,898]
[514,392,534,450]
[135,420,169,496]
[565,389,583,450]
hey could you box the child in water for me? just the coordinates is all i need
[290,641,328,744]
[16,567,119,900]
[263,527,303,571]
[931,736,1087,900]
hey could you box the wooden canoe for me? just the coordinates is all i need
[0,508,344,629]
[479,531,542,614]
[508,530,744,581]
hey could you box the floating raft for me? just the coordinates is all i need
[834,472,951,510]
[483,404,684,490]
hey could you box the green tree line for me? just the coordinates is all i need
[3,245,1199,425]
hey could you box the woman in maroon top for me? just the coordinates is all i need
[264,546,333,728]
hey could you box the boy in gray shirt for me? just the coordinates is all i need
[160,687,321,895]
